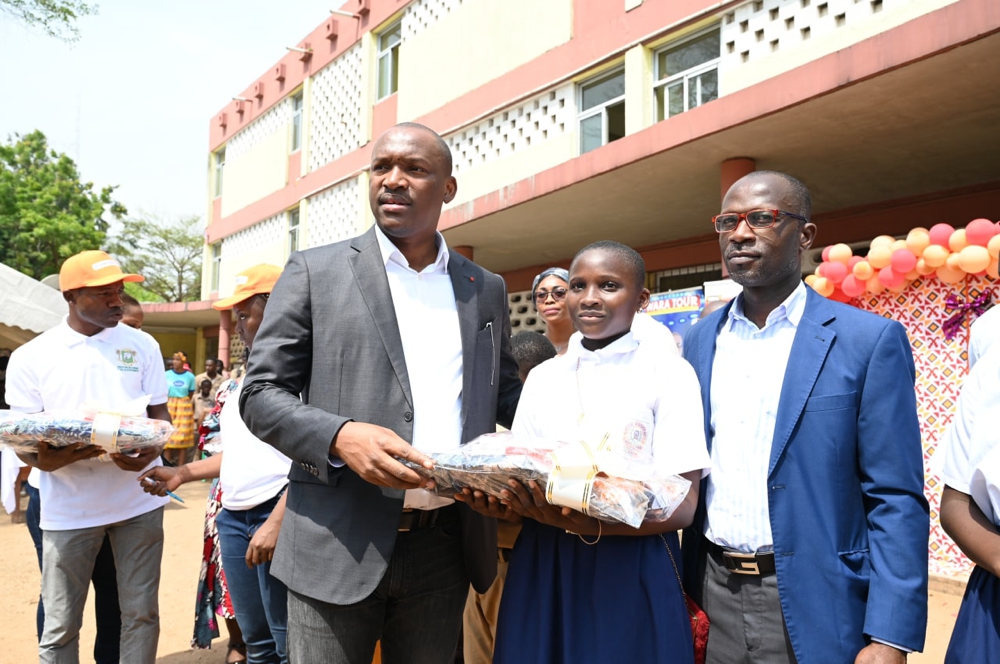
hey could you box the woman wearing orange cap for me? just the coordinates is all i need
[164,351,197,466]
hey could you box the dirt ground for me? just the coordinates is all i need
[0,481,962,663]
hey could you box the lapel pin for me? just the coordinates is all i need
[469,276,475,282]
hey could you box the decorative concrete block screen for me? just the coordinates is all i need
[403,0,466,40]
[445,84,576,175]
[306,177,363,248]
[721,0,909,66]
[508,289,547,335]
[309,43,365,171]
[221,213,284,257]
[225,99,292,161]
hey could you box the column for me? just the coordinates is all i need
[218,310,232,370]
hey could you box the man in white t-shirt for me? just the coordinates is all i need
[6,250,170,664]
[969,304,1000,368]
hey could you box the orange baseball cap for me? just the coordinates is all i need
[212,264,283,310]
[59,250,144,292]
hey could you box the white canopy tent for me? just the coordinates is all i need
[0,262,65,350]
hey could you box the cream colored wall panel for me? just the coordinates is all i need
[449,133,576,208]
[624,45,653,135]
[398,0,573,120]
[220,130,289,217]
[719,0,958,95]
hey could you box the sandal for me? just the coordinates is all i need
[226,641,247,664]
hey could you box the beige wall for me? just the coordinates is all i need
[220,129,290,218]
[397,0,574,121]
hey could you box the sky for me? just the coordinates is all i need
[0,1,335,223]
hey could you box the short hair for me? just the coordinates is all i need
[200,379,212,387]
[121,293,141,308]
[744,170,812,220]
[207,357,219,365]
[572,240,646,289]
[386,122,453,175]
[511,331,556,377]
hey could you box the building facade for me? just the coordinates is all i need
[200,0,999,577]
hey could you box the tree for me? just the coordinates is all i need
[107,215,204,303]
[0,0,97,41]
[0,130,125,280]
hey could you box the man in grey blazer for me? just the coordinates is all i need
[240,123,521,664]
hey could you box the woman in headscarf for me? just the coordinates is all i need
[531,267,574,356]
[163,351,196,467]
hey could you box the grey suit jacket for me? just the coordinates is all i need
[240,226,522,605]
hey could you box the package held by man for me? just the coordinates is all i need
[403,431,690,528]
[0,410,174,454]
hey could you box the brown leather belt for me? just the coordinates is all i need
[397,506,452,532]
[706,538,776,576]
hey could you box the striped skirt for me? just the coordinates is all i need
[165,396,196,449]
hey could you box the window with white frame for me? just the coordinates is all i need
[578,68,626,154]
[291,93,304,152]
[213,148,225,198]
[287,208,300,255]
[376,22,402,100]
[653,27,721,122]
[210,243,222,292]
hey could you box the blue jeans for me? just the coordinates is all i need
[217,493,288,664]
[26,484,122,664]
[285,506,469,664]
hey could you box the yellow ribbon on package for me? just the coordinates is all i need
[546,440,601,515]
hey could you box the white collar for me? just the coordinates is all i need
[55,316,121,348]
[564,330,640,363]
[728,281,808,330]
[374,225,450,274]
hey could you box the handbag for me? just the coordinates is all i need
[660,534,710,664]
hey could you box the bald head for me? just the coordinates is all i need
[728,171,812,221]
[374,122,453,176]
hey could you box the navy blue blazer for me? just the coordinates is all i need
[681,287,929,662]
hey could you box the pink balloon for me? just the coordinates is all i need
[816,262,830,279]
[821,245,832,262]
[841,274,866,298]
[828,288,850,303]
[890,249,917,274]
[928,223,955,247]
[965,218,998,247]
[825,261,849,284]
[878,266,904,289]
[847,256,863,269]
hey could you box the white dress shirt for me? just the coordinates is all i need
[969,305,1000,369]
[942,346,1000,526]
[375,227,462,510]
[705,282,807,552]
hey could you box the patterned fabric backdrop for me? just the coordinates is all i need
[854,276,997,579]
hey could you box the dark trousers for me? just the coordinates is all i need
[286,507,469,664]
[25,483,122,664]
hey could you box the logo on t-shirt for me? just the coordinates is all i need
[116,348,139,373]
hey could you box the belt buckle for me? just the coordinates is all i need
[398,508,414,533]
[725,551,760,575]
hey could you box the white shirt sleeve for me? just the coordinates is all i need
[652,354,710,477]
[941,352,988,494]
[4,346,43,413]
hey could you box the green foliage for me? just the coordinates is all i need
[107,215,204,303]
[0,130,125,281]
[0,0,98,42]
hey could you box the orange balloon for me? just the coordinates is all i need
[988,257,999,280]
[904,269,920,281]
[870,235,896,249]
[958,245,991,273]
[866,276,885,294]
[890,239,908,253]
[905,228,931,257]
[915,258,936,276]
[805,274,818,287]
[867,245,893,269]
[949,229,968,252]
[852,260,874,281]
[946,253,963,271]
[887,280,909,293]
[922,245,950,268]
[988,234,1000,259]
[936,265,966,284]
[812,277,834,297]
[828,243,853,265]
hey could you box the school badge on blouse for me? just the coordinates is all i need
[621,420,650,460]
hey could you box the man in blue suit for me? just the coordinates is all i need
[682,171,928,663]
